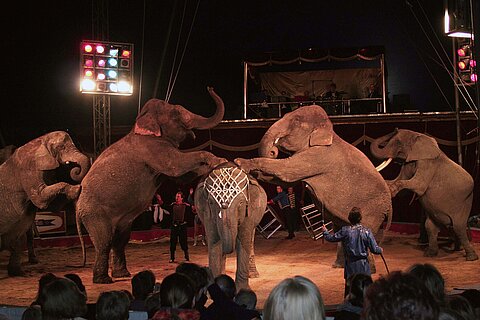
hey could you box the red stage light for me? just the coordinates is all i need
[470,60,476,68]
[458,61,467,70]
[121,50,131,57]
[84,44,93,53]
[85,59,93,67]
[471,73,478,82]
[457,48,466,57]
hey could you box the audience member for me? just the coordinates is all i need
[263,275,325,320]
[322,207,382,296]
[96,290,130,320]
[41,277,88,320]
[234,289,257,311]
[151,273,200,320]
[323,83,340,100]
[175,262,210,315]
[130,270,156,312]
[446,294,476,320]
[460,289,480,318]
[366,83,381,98]
[31,272,58,306]
[64,273,86,297]
[205,274,261,320]
[334,273,372,320]
[145,292,162,319]
[363,271,439,320]
[407,263,446,306]
[21,305,42,320]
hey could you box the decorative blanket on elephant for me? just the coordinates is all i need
[203,167,248,210]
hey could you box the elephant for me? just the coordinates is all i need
[0,131,90,276]
[234,105,392,268]
[194,162,267,291]
[76,87,228,283]
[370,128,478,261]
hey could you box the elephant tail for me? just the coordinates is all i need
[76,213,86,267]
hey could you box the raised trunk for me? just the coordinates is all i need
[63,150,91,182]
[370,131,396,160]
[188,87,225,130]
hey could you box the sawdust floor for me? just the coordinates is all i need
[1,230,479,309]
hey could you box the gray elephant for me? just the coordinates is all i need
[0,131,90,276]
[370,128,478,261]
[76,87,228,283]
[235,105,392,268]
[194,162,267,290]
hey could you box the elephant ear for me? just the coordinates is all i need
[134,99,162,137]
[407,134,441,161]
[35,143,59,170]
[309,121,333,146]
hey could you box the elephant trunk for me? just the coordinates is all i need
[370,130,397,160]
[188,87,225,130]
[63,150,91,182]
[258,131,279,159]
[218,210,237,255]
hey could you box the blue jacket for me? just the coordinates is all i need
[323,224,382,279]
[271,191,290,209]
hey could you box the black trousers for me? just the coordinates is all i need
[170,223,188,260]
[284,207,297,236]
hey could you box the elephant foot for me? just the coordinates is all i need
[424,248,439,257]
[93,274,114,284]
[466,252,479,261]
[28,256,39,264]
[112,269,131,278]
[8,266,26,277]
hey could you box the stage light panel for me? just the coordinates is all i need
[471,73,478,82]
[80,40,134,96]
[458,61,468,70]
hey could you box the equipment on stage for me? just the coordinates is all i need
[256,205,284,239]
[300,203,333,240]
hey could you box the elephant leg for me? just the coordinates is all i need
[83,215,114,284]
[111,226,132,278]
[424,217,440,257]
[208,240,225,277]
[452,220,479,261]
[30,183,81,209]
[248,229,259,278]
[235,236,250,291]
[333,242,345,268]
[26,226,38,264]
[6,236,26,277]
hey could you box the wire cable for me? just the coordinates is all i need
[137,0,146,114]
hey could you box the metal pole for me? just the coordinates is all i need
[453,38,464,166]
[243,61,248,119]
[381,54,387,113]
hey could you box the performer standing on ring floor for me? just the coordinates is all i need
[322,207,383,296]
[269,185,296,239]
[167,191,190,263]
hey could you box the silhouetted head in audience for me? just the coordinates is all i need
[348,207,362,225]
[131,270,156,301]
[21,305,42,320]
[460,289,480,318]
[96,290,130,320]
[263,275,325,320]
[214,274,236,300]
[407,263,445,305]
[363,271,439,320]
[32,272,58,306]
[41,277,88,320]
[347,273,373,307]
[234,289,257,310]
[64,273,86,297]
[446,294,476,320]
[160,273,196,309]
[176,262,209,306]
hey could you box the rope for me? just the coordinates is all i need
[204,167,249,213]
[380,253,390,274]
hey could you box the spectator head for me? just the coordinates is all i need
[160,273,195,309]
[131,270,156,301]
[234,289,257,310]
[363,271,439,320]
[407,263,445,305]
[96,290,130,320]
[460,289,480,318]
[64,273,86,297]
[446,294,476,320]
[33,272,58,306]
[145,292,162,319]
[347,273,373,307]
[21,305,42,320]
[348,207,362,225]
[120,289,134,302]
[176,262,209,299]
[214,274,236,300]
[41,278,88,320]
[263,275,325,320]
